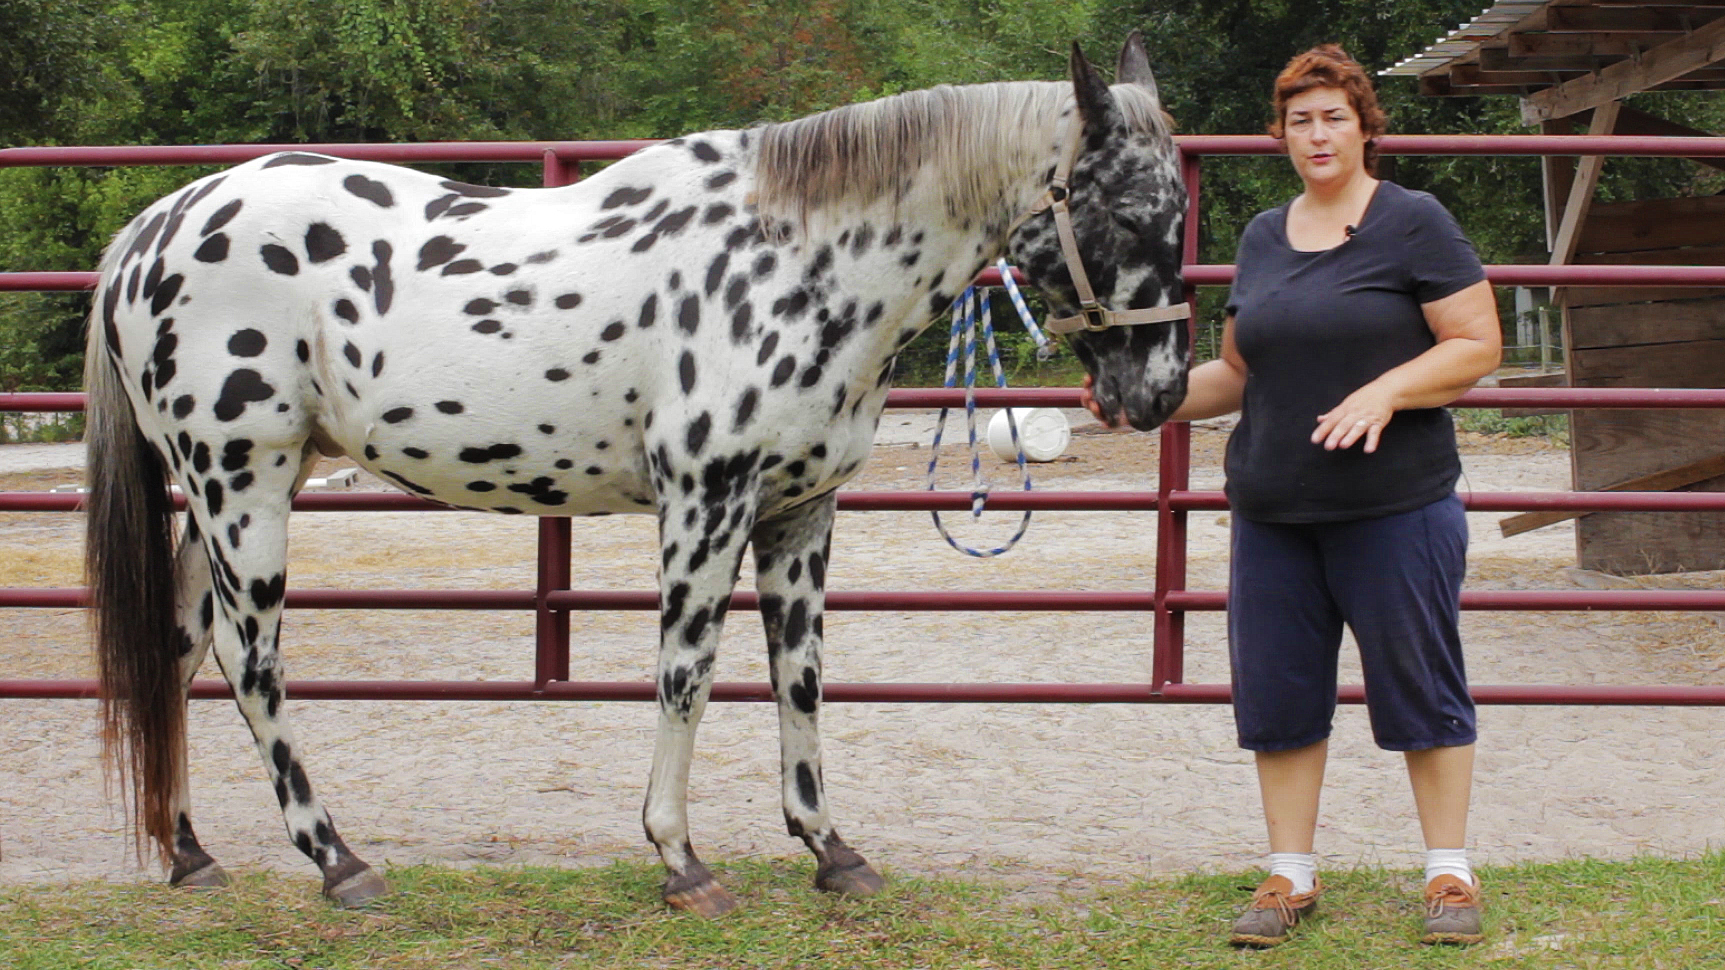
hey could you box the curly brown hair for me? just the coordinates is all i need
[1268,44,1387,174]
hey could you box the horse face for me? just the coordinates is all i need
[1008,35,1189,431]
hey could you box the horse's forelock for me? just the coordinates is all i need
[753,82,1074,227]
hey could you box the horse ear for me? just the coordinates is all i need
[1069,41,1114,129]
[1115,30,1161,104]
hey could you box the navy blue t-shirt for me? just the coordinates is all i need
[1223,181,1485,523]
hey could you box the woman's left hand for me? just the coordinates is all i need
[1313,383,1395,453]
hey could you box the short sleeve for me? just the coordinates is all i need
[1225,212,1274,316]
[1404,193,1486,304]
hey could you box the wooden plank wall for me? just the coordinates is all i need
[1565,195,1725,573]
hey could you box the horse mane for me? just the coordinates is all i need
[753,80,1172,227]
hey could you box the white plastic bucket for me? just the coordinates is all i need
[986,408,1071,462]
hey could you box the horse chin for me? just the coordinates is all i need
[1121,386,1186,432]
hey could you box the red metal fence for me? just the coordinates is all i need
[5,134,1725,706]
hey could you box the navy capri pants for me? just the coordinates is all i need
[1228,493,1476,753]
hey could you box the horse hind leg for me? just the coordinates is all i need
[184,442,386,906]
[163,518,228,889]
[751,496,884,898]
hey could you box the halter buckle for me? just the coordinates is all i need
[1079,304,1111,331]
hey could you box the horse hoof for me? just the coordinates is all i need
[664,877,739,918]
[324,867,389,908]
[816,859,886,897]
[171,861,232,890]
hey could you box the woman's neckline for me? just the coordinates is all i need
[1281,178,1384,253]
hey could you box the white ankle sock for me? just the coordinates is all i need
[1268,852,1318,894]
[1425,848,1474,886]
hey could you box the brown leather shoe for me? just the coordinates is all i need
[1422,874,1484,945]
[1229,875,1322,947]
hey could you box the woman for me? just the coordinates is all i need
[1085,45,1500,946]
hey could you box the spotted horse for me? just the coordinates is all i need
[84,33,1190,915]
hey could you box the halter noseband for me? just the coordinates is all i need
[1013,120,1190,336]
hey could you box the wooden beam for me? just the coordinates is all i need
[1482,45,1627,72]
[1550,101,1620,278]
[1541,116,1577,253]
[1612,102,1725,170]
[1512,33,1659,58]
[1498,452,1725,538]
[1451,65,1588,86]
[1545,6,1719,33]
[1523,14,1725,122]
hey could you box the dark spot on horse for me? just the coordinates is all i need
[194,234,229,262]
[441,180,511,198]
[679,351,697,394]
[724,276,748,310]
[436,400,464,414]
[546,368,570,382]
[262,153,334,168]
[555,293,582,310]
[631,233,658,253]
[505,289,532,306]
[459,443,522,463]
[472,319,503,334]
[172,395,195,418]
[690,141,721,163]
[771,355,796,387]
[417,236,465,271]
[403,447,428,459]
[342,174,394,208]
[204,479,224,516]
[789,667,818,715]
[489,263,517,276]
[732,388,759,432]
[678,296,700,335]
[464,298,499,315]
[333,299,359,324]
[638,293,658,328]
[200,199,243,236]
[686,412,711,456]
[602,186,652,209]
[371,352,385,377]
[382,407,414,423]
[730,303,752,342]
[705,253,729,296]
[149,274,183,317]
[342,342,361,368]
[703,203,733,225]
[583,350,600,364]
[259,243,299,275]
[756,331,780,366]
[657,206,698,237]
[441,259,483,275]
[601,218,636,238]
[304,223,347,263]
[221,439,253,472]
[213,370,275,421]
[467,480,496,491]
[601,322,626,342]
[788,558,804,584]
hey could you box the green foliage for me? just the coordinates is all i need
[4,0,1725,390]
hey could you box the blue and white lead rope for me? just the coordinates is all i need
[923,259,1049,557]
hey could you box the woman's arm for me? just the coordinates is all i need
[1310,279,1502,453]
[1079,315,1247,426]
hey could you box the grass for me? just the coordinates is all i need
[2,854,1723,968]
[1454,408,1570,444]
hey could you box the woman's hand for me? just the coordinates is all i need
[1079,373,1117,427]
[1312,381,1395,453]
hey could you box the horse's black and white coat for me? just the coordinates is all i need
[85,36,1188,914]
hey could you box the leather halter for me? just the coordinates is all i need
[1013,119,1190,336]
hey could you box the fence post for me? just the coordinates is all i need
[535,147,577,687]
[1152,151,1204,692]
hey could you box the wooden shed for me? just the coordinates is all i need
[1385,0,1725,574]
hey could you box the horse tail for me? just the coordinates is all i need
[85,236,184,862]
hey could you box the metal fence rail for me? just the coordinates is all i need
[5,134,1725,706]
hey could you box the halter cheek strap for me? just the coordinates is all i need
[1013,120,1190,335]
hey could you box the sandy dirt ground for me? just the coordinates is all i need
[2,412,1722,893]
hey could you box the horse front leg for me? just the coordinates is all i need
[751,495,884,898]
[645,490,757,917]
